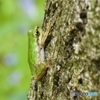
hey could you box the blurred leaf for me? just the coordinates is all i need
[0,0,45,99]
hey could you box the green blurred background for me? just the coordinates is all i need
[0,0,45,100]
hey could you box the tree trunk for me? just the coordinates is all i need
[28,0,100,100]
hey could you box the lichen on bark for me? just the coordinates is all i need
[28,0,100,100]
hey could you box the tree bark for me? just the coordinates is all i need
[28,0,100,100]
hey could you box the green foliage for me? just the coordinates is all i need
[0,0,45,99]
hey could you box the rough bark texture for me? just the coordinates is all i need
[28,0,100,100]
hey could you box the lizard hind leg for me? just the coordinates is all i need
[35,62,49,81]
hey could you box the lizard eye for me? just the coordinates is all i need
[35,31,40,36]
[35,26,40,36]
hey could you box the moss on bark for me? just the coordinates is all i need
[28,0,100,100]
